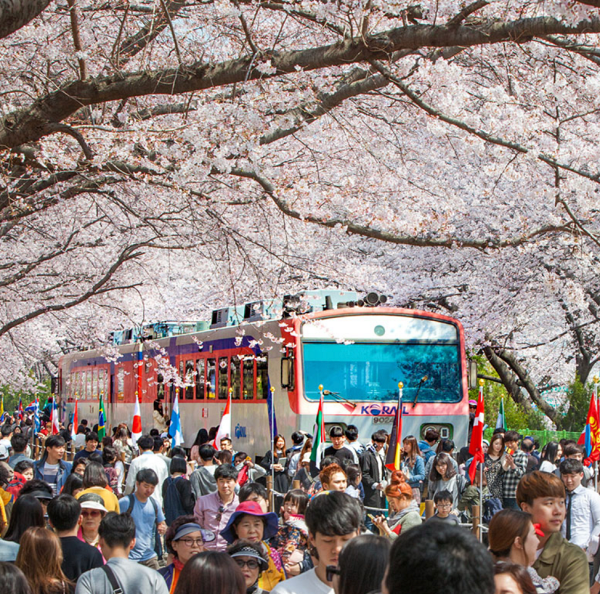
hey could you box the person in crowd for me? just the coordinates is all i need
[418,428,440,464]
[502,431,528,510]
[428,490,460,525]
[485,433,505,500]
[559,458,600,570]
[401,435,425,503]
[323,427,357,466]
[194,463,239,551]
[102,446,124,496]
[153,436,172,475]
[221,500,285,590]
[271,490,363,594]
[521,439,539,474]
[32,435,72,495]
[220,437,234,452]
[47,495,104,582]
[152,401,168,434]
[517,470,588,594]
[189,445,218,498]
[227,540,270,594]
[424,439,458,482]
[118,468,167,569]
[259,435,289,510]
[427,453,466,507]
[489,509,559,594]
[9,435,33,469]
[0,562,33,594]
[293,448,314,492]
[361,430,388,526]
[239,483,269,513]
[73,426,86,451]
[124,435,168,507]
[330,534,390,594]
[13,460,34,482]
[286,432,307,480]
[344,425,364,458]
[71,458,88,477]
[173,550,245,594]
[234,451,266,487]
[77,493,108,555]
[273,489,309,575]
[113,428,134,470]
[159,514,215,592]
[458,463,490,522]
[18,480,53,515]
[493,561,537,594]
[3,495,45,546]
[163,456,195,526]
[75,512,169,594]
[383,522,495,594]
[373,470,421,538]
[0,426,13,453]
[76,462,120,512]
[215,450,233,466]
[539,443,561,474]
[343,464,363,500]
[73,433,100,463]
[16,527,73,594]
[62,473,84,498]
[190,429,210,465]
[555,445,593,487]
[319,464,347,492]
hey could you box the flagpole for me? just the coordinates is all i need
[595,376,599,492]
[270,386,275,512]
[479,379,484,542]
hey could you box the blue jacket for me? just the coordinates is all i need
[402,455,425,489]
[418,441,437,463]
[33,456,72,492]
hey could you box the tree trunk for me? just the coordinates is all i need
[0,0,52,39]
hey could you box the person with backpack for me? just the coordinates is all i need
[118,469,167,570]
[162,457,195,526]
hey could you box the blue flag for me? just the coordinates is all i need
[267,377,278,439]
[169,389,184,446]
[33,397,40,432]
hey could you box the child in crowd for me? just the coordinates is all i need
[273,489,309,575]
[429,491,460,525]
[344,464,364,501]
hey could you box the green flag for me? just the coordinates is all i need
[310,392,325,466]
[495,398,506,431]
[98,394,106,440]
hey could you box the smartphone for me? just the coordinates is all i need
[367,513,377,522]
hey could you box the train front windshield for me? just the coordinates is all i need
[301,315,462,403]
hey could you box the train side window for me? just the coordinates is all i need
[207,359,216,399]
[256,356,268,400]
[243,358,254,400]
[218,357,229,400]
[196,359,205,400]
[230,357,241,400]
[185,360,194,400]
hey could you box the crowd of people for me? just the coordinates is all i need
[0,405,598,594]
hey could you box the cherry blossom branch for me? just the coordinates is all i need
[66,0,88,80]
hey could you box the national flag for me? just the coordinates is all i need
[98,393,106,440]
[17,397,23,420]
[310,387,326,467]
[33,397,40,433]
[169,389,184,447]
[495,398,507,432]
[0,395,4,423]
[267,379,278,440]
[131,392,142,443]
[386,383,404,471]
[51,399,60,435]
[71,395,78,441]
[468,382,485,484]
[577,393,600,464]
[214,390,232,450]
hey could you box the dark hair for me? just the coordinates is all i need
[434,490,453,505]
[489,434,505,456]
[174,551,245,594]
[71,458,88,474]
[337,535,390,594]
[13,460,34,475]
[488,510,533,561]
[214,464,238,482]
[239,482,267,503]
[291,431,305,445]
[153,436,164,452]
[504,431,521,443]
[429,453,456,481]
[493,561,536,594]
[102,446,118,465]
[424,428,440,443]
[85,432,99,443]
[62,473,84,496]
[136,468,158,486]
[1,425,12,437]
[98,513,136,548]
[385,522,495,594]
[193,429,209,448]
[88,452,103,465]
[19,479,53,499]
[83,461,108,489]
[233,452,247,465]
[282,489,309,515]
[227,539,266,575]
[0,562,33,594]
[0,464,9,490]
[520,439,534,453]
[563,443,583,457]
[541,442,559,464]
[150,429,160,437]
[345,425,359,442]
[4,495,45,543]
[170,456,188,475]
[345,464,362,487]
[44,435,65,450]
[215,450,232,465]
[220,436,232,444]
[199,444,217,462]
[170,446,187,459]
[47,495,81,532]
[560,458,584,476]
[165,515,197,558]
[305,490,362,537]
[102,437,113,448]
[438,439,455,454]
[371,430,388,443]
[329,426,344,439]
[137,435,154,451]
[321,456,337,469]
[517,471,565,507]
[10,434,28,453]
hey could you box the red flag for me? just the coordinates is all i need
[132,393,142,443]
[468,383,485,484]
[71,396,78,441]
[214,391,232,450]
[51,399,60,435]
[577,394,600,465]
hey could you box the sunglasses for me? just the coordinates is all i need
[234,559,260,570]
[326,565,341,582]
[215,505,225,523]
